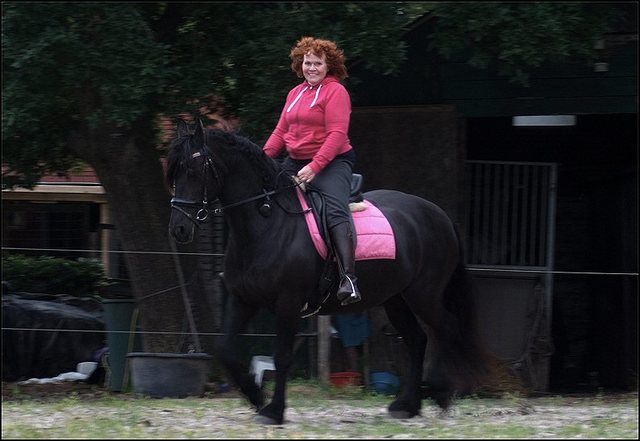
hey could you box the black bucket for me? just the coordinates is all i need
[127,352,212,398]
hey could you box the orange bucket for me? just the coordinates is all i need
[329,371,362,388]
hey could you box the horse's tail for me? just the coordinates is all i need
[438,224,493,395]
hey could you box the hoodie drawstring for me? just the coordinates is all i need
[286,86,309,113]
[286,84,323,112]
[309,84,322,108]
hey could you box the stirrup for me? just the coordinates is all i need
[337,275,361,306]
[340,291,361,306]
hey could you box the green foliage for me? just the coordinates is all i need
[429,2,624,86]
[1,2,418,188]
[150,2,420,139]
[2,2,625,186]
[2,2,170,188]
[2,254,111,296]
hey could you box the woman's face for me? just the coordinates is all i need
[302,52,327,86]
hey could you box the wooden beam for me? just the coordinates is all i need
[2,185,107,203]
[317,315,331,386]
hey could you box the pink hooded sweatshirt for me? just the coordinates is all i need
[263,75,353,174]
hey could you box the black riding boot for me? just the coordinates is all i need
[329,222,362,306]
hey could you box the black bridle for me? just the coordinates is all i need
[170,150,221,225]
[170,148,303,226]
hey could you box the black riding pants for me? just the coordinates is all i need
[282,149,356,230]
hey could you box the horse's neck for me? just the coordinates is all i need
[220,176,300,242]
[220,176,270,224]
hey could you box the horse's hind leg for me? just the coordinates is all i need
[414,263,489,411]
[400,300,458,411]
[382,294,427,419]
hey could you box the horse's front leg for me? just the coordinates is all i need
[255,312,298,425]
[218,296,264,410]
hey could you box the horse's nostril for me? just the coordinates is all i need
[170,223,193,244]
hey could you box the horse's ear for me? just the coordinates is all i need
[193,119,205,149]
[176,119,190,138]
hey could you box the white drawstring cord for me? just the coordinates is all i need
[309,84,322,108]
[286,86,309,112]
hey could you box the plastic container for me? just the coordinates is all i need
[329,371,362,388]
[127,352,212,398]
[369,371,401,395]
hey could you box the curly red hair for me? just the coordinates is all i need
[289,36,348,81]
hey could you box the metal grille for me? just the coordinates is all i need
[465,160,557,268]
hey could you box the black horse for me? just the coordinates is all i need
[167,119,490,425]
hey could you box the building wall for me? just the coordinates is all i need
[350,105,465,224]
[345,8,637,391]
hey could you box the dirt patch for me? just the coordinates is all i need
[2,381,638,439]
[1,380,240,401]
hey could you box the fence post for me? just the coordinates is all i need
[317,315,331,386]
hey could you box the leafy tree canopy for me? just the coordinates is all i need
[2,2,423,188]
[2,2,625,188]
[429,2,624,86]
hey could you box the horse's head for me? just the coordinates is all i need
[167,119,223,244]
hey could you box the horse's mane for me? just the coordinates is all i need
[166,127,284,190]
[166,133,192,186]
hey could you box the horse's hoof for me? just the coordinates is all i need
[388,398,420,419]
[388,409,419,419]
[431,392,453,410]
[255,414,283,425]
[437,407,457,419]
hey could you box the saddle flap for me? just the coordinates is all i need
[350,173,363,196]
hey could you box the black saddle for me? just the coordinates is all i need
[349,173,364,203]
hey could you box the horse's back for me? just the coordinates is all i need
[362,188,460,274]
[363,189,457,238]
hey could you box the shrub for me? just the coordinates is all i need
[2,254,111,297]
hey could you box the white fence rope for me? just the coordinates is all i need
[2,245,637,336]
[3,246,637,276]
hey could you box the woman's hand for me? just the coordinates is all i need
[297,165,316,183]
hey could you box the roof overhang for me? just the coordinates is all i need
[2,184,107,203]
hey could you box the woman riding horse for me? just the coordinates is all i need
[167,120,491,425]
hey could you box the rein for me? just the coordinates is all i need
[170,149,306,225]
[213,186,291,214]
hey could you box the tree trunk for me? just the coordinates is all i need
[69,119,198,352]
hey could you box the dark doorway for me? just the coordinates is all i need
[466,114,637,391]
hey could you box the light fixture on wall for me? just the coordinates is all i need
[512,115,577,127]
[593,39,609,72]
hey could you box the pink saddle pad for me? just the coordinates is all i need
[296,188,396,260]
